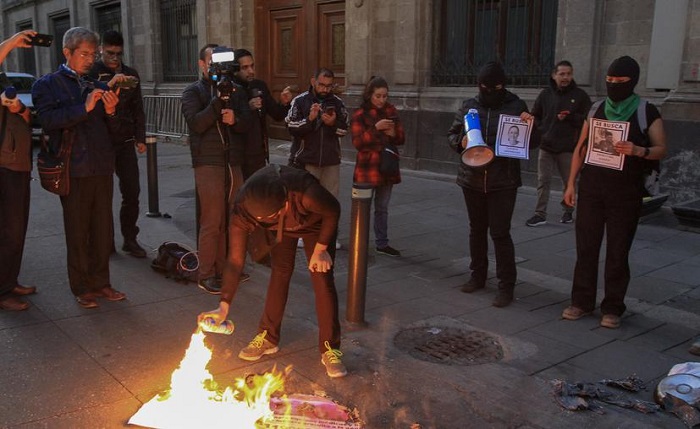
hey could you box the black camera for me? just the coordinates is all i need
[208,46,239,100]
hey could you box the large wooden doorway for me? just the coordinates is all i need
[254,0,346,140]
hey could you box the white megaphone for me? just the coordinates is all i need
[460,108,494,167]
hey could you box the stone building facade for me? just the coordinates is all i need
[1,0,698,204]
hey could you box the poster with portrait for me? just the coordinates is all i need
[584,119,629,171]
[495,115,532,160]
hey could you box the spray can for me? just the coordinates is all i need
[200,318,235,335]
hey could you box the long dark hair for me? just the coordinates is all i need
[362,76,389,106]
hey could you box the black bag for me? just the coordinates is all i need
[37,129,73,196]
[379,144,400,176]
[247,226,277,263]
[150,242,199,283]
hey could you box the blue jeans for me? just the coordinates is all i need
[373,184,393,248]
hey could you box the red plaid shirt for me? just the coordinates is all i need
[351,102,405,186]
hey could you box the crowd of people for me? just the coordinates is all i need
[2,27,696,375]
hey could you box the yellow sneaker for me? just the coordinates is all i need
[238,330,279,361]
[321,341,347,378]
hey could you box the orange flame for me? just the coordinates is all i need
[128,329,289,429]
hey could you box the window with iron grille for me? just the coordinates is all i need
[95,3,122,36]
[160,0,198,82]
[17,21,37,76]
[51,14,71,70]
[432,0,557,87]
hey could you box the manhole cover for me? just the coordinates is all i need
[394,327,503,365]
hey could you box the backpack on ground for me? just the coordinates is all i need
[150,242,199,283]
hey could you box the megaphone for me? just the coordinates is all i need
[460,108,494,167]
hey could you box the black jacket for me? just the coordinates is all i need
[531,79,591,153]
[88,61,146,144]
[286,87,349,167]
[447,90,529,192]
[233,77,291,177]
[33,65,126,177]
[181,78,252,167]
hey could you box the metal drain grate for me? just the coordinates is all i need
[394,327,503,365]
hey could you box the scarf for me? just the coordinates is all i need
[604,93,639,121]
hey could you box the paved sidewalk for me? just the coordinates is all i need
[1,139,698,428]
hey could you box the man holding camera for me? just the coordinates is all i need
[286,68,348,198]
[523,61,591,227]
[232,49,293,180]
[181,44,252,294]
[0,30,38,311]
[89,30,147,258]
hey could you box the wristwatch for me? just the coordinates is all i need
[643,147,650,158]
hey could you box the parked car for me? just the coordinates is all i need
[4,72,41,139]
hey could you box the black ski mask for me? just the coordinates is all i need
[606,56,639,102]
[477,62,507,107]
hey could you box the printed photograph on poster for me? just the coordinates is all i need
[584,118,629,170]
[495,115,532,160]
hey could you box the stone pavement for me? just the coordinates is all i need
[1,139,699,428]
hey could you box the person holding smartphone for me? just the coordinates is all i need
[522,61,591,227]
[350,76,405,257]
[89,30,148,258]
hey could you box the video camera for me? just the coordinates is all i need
[208,46,239,100]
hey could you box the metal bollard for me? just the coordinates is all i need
[145,134,162,217]
[346,183,374,327]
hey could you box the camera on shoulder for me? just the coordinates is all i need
[209,46,239,100]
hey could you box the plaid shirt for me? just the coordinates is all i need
[351,102,405,186]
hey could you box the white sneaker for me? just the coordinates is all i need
[297,239,304,248]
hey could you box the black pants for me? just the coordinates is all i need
[259,232,341,354]
[461,187,517,288]
[61,175,114,296]
[0,168,30,297]
[114,142,140,241]
[571,169,642,316]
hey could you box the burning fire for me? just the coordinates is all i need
[128,329,289,429]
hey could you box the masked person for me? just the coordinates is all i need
[562,56,667,329]
[447,62,530,308]
[89,30,147,258]
[198,165,347,378]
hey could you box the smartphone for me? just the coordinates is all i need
[29,33,54,47]
[114,77,139,89]
[387,115,398,121]
[323,106,335,115]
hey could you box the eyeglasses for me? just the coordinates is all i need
[75,51,98,60]
[104,50,124,58]
[316,82,334,90]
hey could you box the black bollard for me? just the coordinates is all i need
[145,134,162,218]
[346,183,373,327]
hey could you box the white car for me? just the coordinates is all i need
[4,72,41,138]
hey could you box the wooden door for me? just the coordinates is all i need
[255,0,345,140]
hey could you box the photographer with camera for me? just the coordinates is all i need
[232,49,293,180]
[0,30,37,311]
[181,44,252,294]
[89,30,147,258]
[286,68,348,199]
[32,27,128,309]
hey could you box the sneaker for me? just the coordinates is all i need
[600,314,621,329]
[321,341,347,378]
[297,239,304,248]
[460,278,485,293]
[376,246,401,257]
[561,306,591,320]
[560,212,574,224]
[238,330,279,361]
[122,238,147,258]
[198,277,221,295]
[525,215,547,227]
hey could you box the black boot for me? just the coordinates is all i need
[460,277,486,293]
[492,284,514,307]
[122,238,147,258]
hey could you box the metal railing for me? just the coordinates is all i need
[143,95,188,138]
